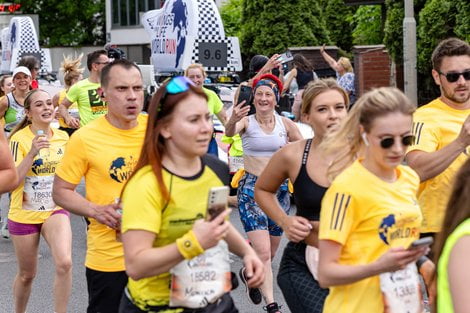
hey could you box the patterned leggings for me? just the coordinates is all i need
[277,241,329,313]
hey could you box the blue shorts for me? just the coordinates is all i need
[237,172,290,236]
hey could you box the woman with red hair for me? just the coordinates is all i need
[226,74,302,313]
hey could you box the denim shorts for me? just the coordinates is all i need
[237,172,290,236]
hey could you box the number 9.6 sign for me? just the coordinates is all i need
[198,42,228,68]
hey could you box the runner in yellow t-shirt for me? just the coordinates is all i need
[52,54,84,136]
[58,50,109,128]
[119,76,264,313]
[406,38,470,235]
[318,87,428,313]
[7,89,71,313]
[184,63,228,156]
[53,60,147,313]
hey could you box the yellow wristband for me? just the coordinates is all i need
[176,230,204,259]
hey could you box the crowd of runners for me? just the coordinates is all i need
[0,36,469,313]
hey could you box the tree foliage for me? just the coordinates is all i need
[241,0,331,57]
[417,0,456,74]
[350,5,382,45]
[323,0,354,51]
[383,0,468,74]
[220,0,243,38]
[16,0,105,47]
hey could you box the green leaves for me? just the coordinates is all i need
[17,0,105,46]
[239,0,331,57]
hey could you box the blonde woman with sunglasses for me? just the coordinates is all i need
[318,87,429,313]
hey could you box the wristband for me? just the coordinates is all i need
[416,255,429,270]
[176,230,204,259]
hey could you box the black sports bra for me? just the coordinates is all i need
[292,139,328,221]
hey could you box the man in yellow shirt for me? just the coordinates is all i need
[58,50,110,128]
[53,59,147,313]
[407,38,470,235]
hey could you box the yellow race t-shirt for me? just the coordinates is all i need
[203,87,223,115]
[66,78,107,127]
[58,89,79,128]
[55,114,147,272]
[319,160,422,313]
[409,98,470,232]
[9,127,69,224]
[121,155,229,311]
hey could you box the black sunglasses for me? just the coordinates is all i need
[380,135,415,149]
[438,70,470,83]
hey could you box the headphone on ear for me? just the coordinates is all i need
[101,92,106,98]
[361,133,370,146]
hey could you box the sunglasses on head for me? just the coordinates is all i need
[157,76,195,116]
[164,76,194,95]
[380,135,415,149]
[438,69,470,83]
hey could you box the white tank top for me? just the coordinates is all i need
[242,114,288,157]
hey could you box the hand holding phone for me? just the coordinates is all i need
[277,51,293,64]
[408,236,433,250]
[237,85,252,107]
[206,186,229,221]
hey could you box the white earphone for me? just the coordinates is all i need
[361,133,369,146]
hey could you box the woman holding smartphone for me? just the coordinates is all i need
[255,79,349,313]
[317,87,429,313]
[7,89,71,313]
[119,77,264,313]
[225,73,302,313]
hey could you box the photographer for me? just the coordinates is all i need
[105,44,126,61]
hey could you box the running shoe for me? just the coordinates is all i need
[264,302,282,313]
[239,267,262,305]
[0,219,9,239]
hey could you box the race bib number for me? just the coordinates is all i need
[22,175,56,211]
[305,245,319,281]
[170,240,231,309]
[228,156,243,173]
[380,263,424,313]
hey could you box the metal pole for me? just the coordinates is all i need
[403,0,417,105]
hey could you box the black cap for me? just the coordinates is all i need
[249,55,269,73]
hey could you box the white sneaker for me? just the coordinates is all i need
[1,220,10,239]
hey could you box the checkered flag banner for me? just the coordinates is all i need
[1,16,52,73]
[142,0,242,73]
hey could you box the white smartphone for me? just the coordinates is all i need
[278,51,293,63]
[409,236,433,249]
[206,186,229,221]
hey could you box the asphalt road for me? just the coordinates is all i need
[0,182,292,313]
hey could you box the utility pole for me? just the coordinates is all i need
[403,0,417,105]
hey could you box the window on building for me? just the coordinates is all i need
[112,0,163,27]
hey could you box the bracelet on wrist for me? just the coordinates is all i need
[176,230,205,259]
[416,255,429,269]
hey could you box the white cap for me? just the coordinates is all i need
[12,66,32,79]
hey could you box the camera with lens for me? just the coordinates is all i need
[105,44,126,60]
